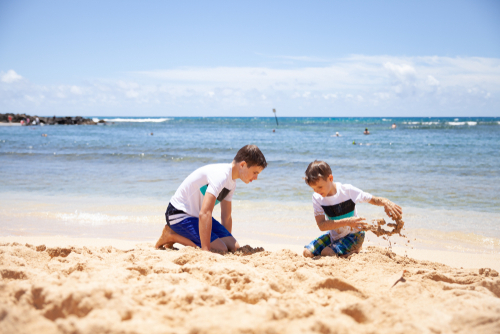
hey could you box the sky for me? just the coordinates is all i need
[1,0,499,117]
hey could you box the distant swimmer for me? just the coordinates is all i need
[150,132,154,136]
[352,141,356,145]
[336,132,340,137]
[392,123,396,129]
[41,134,47,137]
[272,129,275,133]
[364,128,370,135]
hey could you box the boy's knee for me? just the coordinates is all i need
[320,247,335,256]
[303,248,314,258]
[210,239,228,253]
[231,240,240,252]
[219,236,239,252]
[352,242,363,253]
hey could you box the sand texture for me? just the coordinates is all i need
[1,242,500,334]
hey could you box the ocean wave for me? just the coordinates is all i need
[102,118,172,123]
[55,211,154,225]
[448,122,477,126]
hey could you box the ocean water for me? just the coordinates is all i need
[1,117,499,253]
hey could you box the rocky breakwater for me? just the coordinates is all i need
[0,113,105,125]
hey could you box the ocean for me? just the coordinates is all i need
[1,117,499,253]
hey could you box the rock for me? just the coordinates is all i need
[0,113,97,125]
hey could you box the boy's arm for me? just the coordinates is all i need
[369,196,403,220]
[315,215,368,232]
[199,193,217,251]
[220,200,232,233]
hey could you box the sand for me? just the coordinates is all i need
[1,237,500,334]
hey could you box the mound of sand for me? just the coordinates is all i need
[1,242,499,334]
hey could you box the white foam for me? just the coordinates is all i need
[382,118,391,121]
[467,121,477,126]
[448,122,465,126]
[421,122,440,125]
[454,118,459,121]
[56,211,152,226]
[92,118,99,122]
[103,118,171,123]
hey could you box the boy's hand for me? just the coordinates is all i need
[384,201,403,220]
[369,196,403,221]
[344,217,369,230]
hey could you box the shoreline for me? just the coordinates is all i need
[0,123,22,126]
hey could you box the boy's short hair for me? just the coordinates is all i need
[234,145,267,168]
[304,160,332,185]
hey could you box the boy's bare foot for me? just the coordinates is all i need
[303,248,314,258]
[155,225,198,250]
[155,225,176,249]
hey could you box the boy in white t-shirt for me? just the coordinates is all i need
[303,160,403,257]
[155,145,267,253]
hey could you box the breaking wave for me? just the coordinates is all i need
[102,118,171,123]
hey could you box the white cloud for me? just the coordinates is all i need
[1,70,23,83]
[70,86,83,95]
[1,55,500,116]
[384,62,417,78]
[125,90,139,98]
[426,75,440,86]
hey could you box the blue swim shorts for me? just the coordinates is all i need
[168,216,233,248]
[304,231,365,257]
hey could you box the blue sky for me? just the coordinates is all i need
[1,0,499,116]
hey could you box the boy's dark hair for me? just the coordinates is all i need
[234,145,267,168]
[304,160,332,185]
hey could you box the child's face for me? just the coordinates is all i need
[309,175,335,197]
[239,162,264,184]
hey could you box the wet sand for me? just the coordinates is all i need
[1,236,500,334]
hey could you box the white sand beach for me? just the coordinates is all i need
[1,236,499,334]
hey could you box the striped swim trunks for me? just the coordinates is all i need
[304,231,365,257]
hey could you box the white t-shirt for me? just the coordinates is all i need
[168,163,236,225]
[312,182,372,241]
